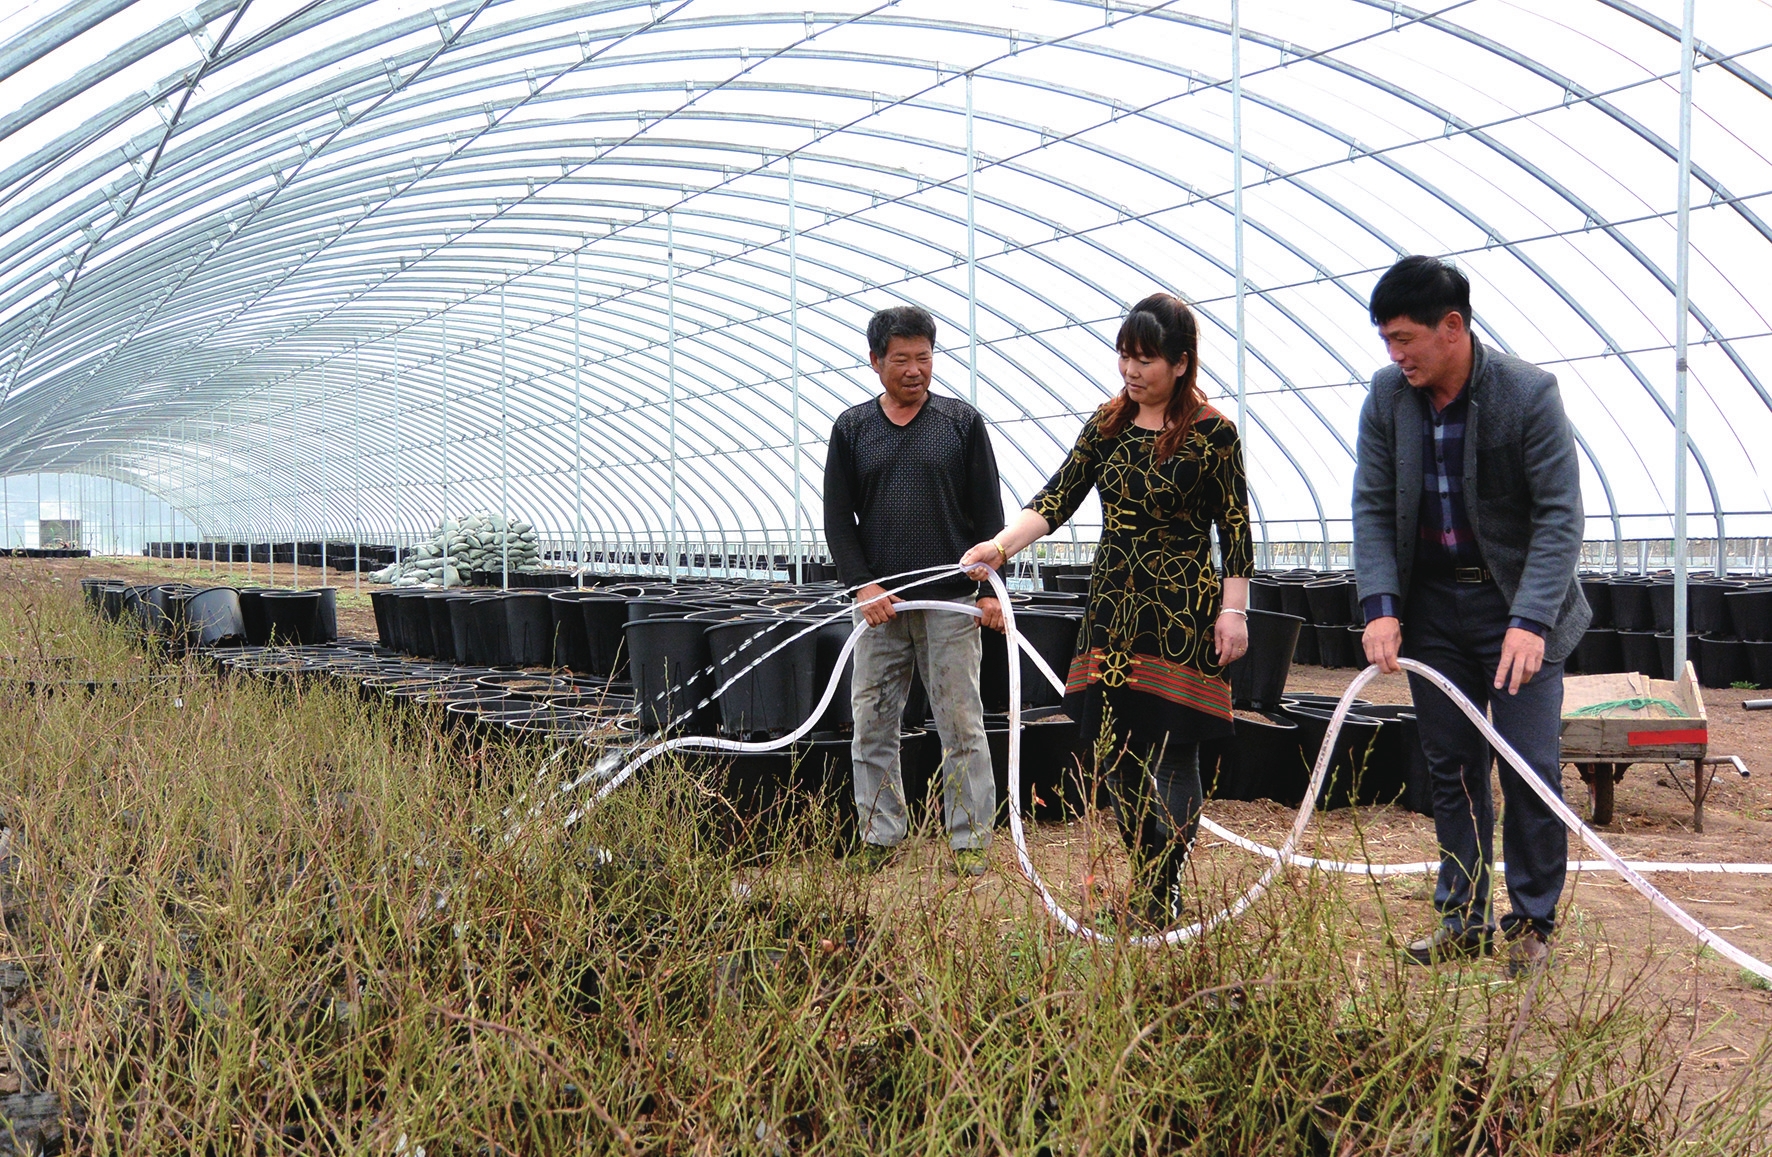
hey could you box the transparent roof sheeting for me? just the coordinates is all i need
[0,0,1768,553]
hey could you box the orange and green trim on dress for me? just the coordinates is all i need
[1065,647,1232,719]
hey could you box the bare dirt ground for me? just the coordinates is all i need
[33,558,1772,1092]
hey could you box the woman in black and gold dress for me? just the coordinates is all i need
[963,293,1252,924]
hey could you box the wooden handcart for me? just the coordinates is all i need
[1559,663,1721,831]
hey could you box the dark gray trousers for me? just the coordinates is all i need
[1403,575,1567,937]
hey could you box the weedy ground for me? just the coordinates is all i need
[0,569,1768,1155]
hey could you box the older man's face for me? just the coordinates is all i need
[871,335,933,408]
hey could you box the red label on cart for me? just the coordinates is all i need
[1628,728,1707,746]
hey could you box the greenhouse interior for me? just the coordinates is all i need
[2,1,1771,1152]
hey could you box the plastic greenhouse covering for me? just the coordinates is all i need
[0,0,1768,567]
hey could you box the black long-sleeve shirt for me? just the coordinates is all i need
[823,393,1005,600]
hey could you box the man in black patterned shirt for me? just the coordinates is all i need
[824,305,1005,876]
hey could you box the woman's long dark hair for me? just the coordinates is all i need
[1098,293,1207,463]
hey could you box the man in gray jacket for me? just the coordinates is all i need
[1354,256,1589,977]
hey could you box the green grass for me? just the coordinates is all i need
[2,569,1770,1154]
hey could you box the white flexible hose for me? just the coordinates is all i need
[1384,657,1772,981]
[1197,818,1772,877]
[552,564,1772,978]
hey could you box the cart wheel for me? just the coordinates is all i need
[1591,766,1615,827]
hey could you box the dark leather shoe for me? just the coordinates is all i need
[1403,926,1493,966]
[1506,929,1552,978]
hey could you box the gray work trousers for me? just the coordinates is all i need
[850,600,994,850]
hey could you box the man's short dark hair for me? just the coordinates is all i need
[866,305,937,360]
[1369,255,1472,328]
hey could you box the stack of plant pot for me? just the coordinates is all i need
[1589,572,1772,688]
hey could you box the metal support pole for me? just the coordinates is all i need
[319,362,328,585]
[1232,0,1247,435]
[966,71,978,408]
[500,283,510,591]
[353,347,362,593]
[789,155,803,584]
[441,310,451,587]
[290,384,299,590]
[574,249,585,588]
[1673,0,1696,676]
[393,330,403,564]
[667,210,678,583]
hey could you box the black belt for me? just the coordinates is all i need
[1423,565,1492,584]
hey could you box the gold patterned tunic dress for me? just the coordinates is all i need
[1030,404,1255,746]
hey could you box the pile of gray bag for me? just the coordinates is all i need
[369,513,542,587]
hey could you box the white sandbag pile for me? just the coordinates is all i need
[369,513,542,587]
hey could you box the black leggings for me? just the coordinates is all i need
[1105,740,1203,905]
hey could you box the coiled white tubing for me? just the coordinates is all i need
[552,564,1772,978]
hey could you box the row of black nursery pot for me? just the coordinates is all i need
[146,541,400,569]
[1565,573,1772,687]
[81,577,339,648]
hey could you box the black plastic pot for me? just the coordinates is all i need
[1745,640,1772,689]
[1609,579,1653,632]
[1226,609,1303,710]
[793,732,859,845]
[707,749,800,832]
[1618,630,1663,679]
[1727,587,1772,641]
[1654,631,1698,682]
[981,610,1081,711]
[465,597,511,666]
[262,591,324,645]
[705,617,819,738]
[444,598,478,665]
[400,591,439,657]
[812,618,855,731]
[1697,636,1747,689]
[504,592,555,667]
[183,587,246,648]
[1690,581,1736,637]
[443,691,517,733]
[1355,704,1430,816]
[1579,576,1613,629]
[424,594,460,661]
[1204,711,1301,803]
[1275,703,1383,810]
[100,584,128,623]
[370,590,396,649]
[1053,574,1091,596]
[1314,624,1358,669]
[624,617,717,734]
[1249,578,1284,614]
[548,592,595,671]
[580,597,630,678]
[984,705,1085,822]
[1649,582,1676,633]
[314,587,338,643]
[898,727,940,825]
[1304,578,1353,626]
[1571,627,1623,676]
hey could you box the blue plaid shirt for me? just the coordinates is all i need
[1362,383,1546,636]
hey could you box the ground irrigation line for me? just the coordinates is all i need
[1197,819,1772,878]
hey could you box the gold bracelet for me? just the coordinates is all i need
[992,537,1011,564]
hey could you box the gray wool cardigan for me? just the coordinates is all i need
[1352,333,1592,664]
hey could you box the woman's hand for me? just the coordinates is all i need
[962,509,1053,580]
[1214,610,1249,665]
[961,539,1006,580]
